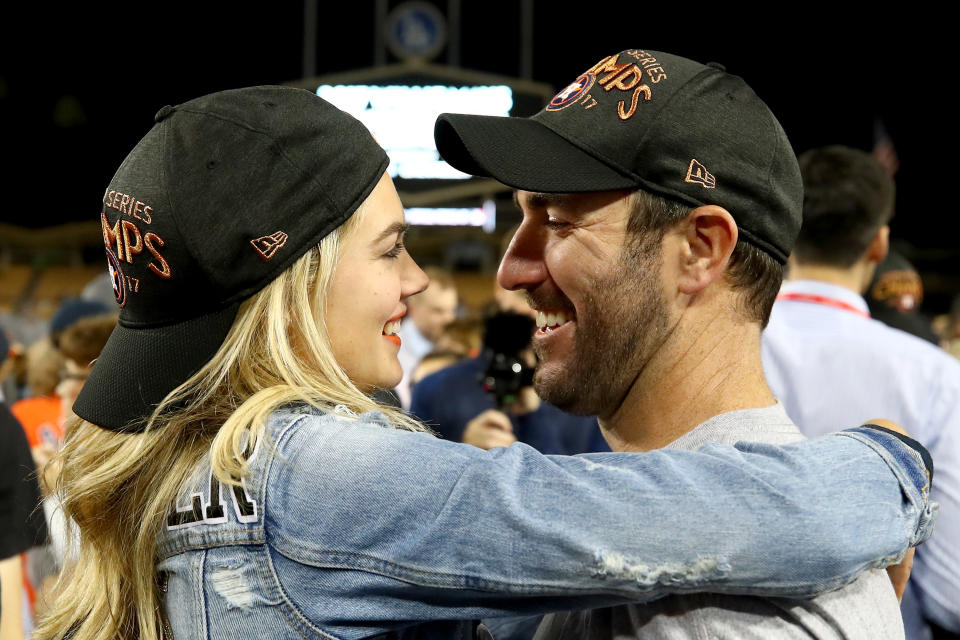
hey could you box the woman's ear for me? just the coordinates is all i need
[675,205,738,296]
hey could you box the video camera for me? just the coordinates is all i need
[479,311,536,410]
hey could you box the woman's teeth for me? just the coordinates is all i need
[383,320,401,336]
[536,310,570,330]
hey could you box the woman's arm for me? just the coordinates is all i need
[265,412,934,625]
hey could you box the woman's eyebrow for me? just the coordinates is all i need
[374,222,409,243]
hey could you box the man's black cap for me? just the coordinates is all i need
[73,86,388,432]
[435,49,802,263]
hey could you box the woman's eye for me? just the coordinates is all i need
[385,242,406,259]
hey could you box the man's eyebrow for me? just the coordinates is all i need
[513,191,569,209]
[375,222,409,243]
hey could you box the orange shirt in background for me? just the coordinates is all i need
[11,395,64,448]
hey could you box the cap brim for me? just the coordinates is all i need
[72,303,240,432]
[434,114,638,193]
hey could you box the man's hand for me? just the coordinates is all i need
[866,418,916,602]
[462,409,518,450]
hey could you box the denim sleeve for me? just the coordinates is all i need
[265,414,936,624]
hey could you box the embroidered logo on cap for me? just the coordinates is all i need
[685,159,716,189]
[546,73,596,111]
[105,246,128,308]
[250,231,289,261]
[871,269,923,312]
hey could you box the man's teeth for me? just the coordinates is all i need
[536,310,570,329]
[383,320,401,336]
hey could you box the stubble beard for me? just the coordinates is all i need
[533,240,669,417]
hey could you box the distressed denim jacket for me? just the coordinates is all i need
[156,406,936,640]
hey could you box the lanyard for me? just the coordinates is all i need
[776,292,871,318]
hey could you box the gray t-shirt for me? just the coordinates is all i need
[534,403,904,639]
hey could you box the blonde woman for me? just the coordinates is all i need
[35,87,933,640]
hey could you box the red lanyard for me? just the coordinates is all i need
[776,293,870,318]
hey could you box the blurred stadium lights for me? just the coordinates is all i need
[405,199,496,232]
[316,84,512,180]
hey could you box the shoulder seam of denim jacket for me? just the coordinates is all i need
[158,530,267,560]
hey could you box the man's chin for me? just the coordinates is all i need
[533,366,594,416]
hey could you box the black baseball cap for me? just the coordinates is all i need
[435,50,802,263]
[73,86,388,432]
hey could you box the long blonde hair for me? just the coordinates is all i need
[34,208,428,640]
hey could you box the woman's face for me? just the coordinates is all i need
[327,173,428,391]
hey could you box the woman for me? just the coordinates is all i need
[35,87,931,640]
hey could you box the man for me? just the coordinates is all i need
[394,265,458,407]
[762,146,960,639]
[435,50,911,637]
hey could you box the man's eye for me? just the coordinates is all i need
[544,215,570,231]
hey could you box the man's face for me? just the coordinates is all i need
[409,284,458,343]
[497,190,673,417]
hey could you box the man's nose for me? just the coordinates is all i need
[497,225,547,292]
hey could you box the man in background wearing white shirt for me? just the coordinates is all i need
[395,266,458,408]
[763,145,960,640]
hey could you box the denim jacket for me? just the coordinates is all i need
[156,406,936,640]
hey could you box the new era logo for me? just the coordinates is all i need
[684,159,716,189]
[250,231,288,261]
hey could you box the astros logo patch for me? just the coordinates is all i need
[546,73,596,111]
[105,246,127,308]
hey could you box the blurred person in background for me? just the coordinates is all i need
[10,338,63,448]
[407,316,484,388]
[762,145,960,639]
[0,329,49,640]
[11,298,111,458]
[394,265,458,407]
[866,250,940,345]
[30,313,117,593]
[9,300,114,628]
[938,294,960,361]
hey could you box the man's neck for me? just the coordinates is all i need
[787,262,871,295]
[599,308,775,452]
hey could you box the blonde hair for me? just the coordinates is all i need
[34,207,428,640]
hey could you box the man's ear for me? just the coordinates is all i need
[675,205,738,296]
[866,225,890,265]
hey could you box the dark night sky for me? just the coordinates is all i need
[0,3,950,276]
